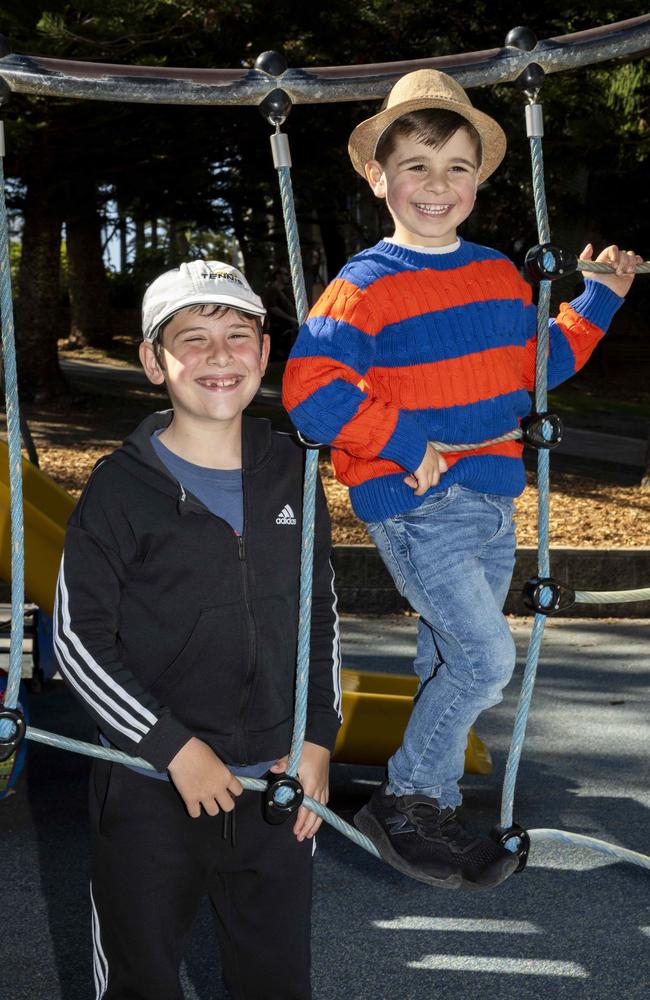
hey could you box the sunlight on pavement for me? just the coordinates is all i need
[407,955,588,977]
[373,917,541,934]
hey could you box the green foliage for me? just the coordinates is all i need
[2,2,649,290]
[9,241,21,284]
[8,239,68,298]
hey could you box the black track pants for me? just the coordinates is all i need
[89,760,313,1000]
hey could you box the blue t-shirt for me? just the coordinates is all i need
[152,432,244,535]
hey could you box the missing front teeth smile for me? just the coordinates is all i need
[198,377,241,388]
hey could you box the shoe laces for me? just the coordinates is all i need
[408,802,477,848]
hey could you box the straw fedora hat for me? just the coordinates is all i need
[348,69,507,184]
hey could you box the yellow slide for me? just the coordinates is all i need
[0,440,491,774]
[0,442,75,616]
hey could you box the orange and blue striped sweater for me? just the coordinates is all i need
[282,239,622,522]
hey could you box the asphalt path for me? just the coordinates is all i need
[1,614,648,999]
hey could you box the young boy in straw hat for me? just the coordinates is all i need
[283,69,640,890]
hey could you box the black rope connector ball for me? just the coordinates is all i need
[263,773,304,825]
[0,705,27,762]
[516,61,546,96]
[259,88,292,127]
[520,411,563,449]
[490,823,531,874]
[523,577,576,616]
[254,51,288,77]
[505,26,538,52]
[525,243,578,282]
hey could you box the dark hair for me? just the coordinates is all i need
[375,109,481,167]
[154,303,264,363]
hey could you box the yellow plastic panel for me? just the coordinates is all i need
[0,441,74,616]
[334,668,492,774]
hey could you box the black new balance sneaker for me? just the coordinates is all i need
[354,782,519,890]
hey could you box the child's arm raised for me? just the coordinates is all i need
[521,243,642,392]
[579,243,641,298]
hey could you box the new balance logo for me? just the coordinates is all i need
[276,504,297,526]
[385,814,415,835]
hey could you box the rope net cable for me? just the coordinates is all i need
[0,47,649,875]
[0,146,25,740]
[579,258,650,274]
[498,108,649,871]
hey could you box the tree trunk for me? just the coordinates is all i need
[166,221,190,266]
[66,172,112,348]
[14,166,67,402]
[231,200,266,292]
[118,211,128,272]
[640,426,650,490]
[315,203,348,281]
[134,215,146,263]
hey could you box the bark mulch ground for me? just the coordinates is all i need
[13,387,650,549]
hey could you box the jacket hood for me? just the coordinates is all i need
[108,410,279,499]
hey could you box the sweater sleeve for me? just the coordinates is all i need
[283,278,429,474]
[303,470,343,753]
[522,278,624,390]
[55,508,193,773]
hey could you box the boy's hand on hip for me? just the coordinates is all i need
[404,443,448,495]
[270,742,331,841]
[581,243,642,298]
[168,737,243,819]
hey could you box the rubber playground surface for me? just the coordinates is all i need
[2,612,649,1000]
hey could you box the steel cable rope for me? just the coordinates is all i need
[0,129,25,745]
[498,85,650,872]
[1,46,649,873]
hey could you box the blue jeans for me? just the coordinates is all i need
[367,485,516,809]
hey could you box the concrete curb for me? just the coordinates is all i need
[332,545,650,617]
[2,547,649,618]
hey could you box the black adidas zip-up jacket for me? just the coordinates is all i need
[54,412,342,772]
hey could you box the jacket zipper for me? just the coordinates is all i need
[235,478,257,765]
[179,478,257,765]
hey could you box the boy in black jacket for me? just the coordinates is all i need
[54,260,342,1000]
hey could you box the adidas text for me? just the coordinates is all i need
[276,504,297,525]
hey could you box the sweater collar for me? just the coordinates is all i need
[373,237,474,268]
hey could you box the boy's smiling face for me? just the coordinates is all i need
[365,128,479,247]
[139,306,270,433]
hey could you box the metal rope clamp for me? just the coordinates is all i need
[525,243,578,282]
[263,773,304,825]
[523,576,576,615]
[520,411,563,449]
[0,706,27,762]
[490,822,530,874]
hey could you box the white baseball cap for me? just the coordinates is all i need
[142,260,266,342]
